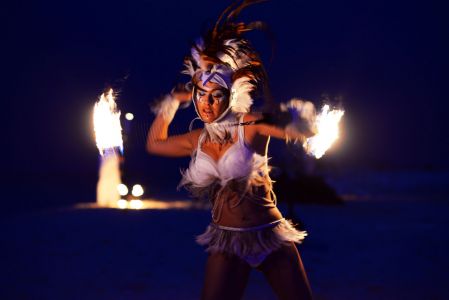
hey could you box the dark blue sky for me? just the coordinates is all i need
[4,0,449,190]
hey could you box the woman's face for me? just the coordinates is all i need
[194,81,230,123]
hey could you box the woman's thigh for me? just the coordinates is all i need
[258,242,313,300]
[201,252,252,300]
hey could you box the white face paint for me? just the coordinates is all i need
[193,81,230,123]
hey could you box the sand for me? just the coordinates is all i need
[1,195,448,299]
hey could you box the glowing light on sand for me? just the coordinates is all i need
[304,104,344,159]
[131,184,144,197]
[140,200,191,210]
[129,199,144,209]
[117,184,128,196]
[75,199,194,210]
[125,113,134,121]
[117,199,128,209]
[93,89,123,155]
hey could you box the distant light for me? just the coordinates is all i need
[117,199,128,209]
[117,184,128,196]
[129,199,143,209]
[132,184,144,197]
[125,113,134,121]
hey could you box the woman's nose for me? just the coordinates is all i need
[207,94,214,105]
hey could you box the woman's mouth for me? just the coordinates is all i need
[202,109,213,119]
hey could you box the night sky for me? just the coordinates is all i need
[3,0,448,211]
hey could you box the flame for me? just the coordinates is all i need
[93,89,123,155]
[304,104,344,159]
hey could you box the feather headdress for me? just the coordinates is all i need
[183,0,270,116]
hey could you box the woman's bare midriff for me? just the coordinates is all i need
[214,188,283,228]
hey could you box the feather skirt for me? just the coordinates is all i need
[196,218,307,261]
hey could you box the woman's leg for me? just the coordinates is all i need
[258,242,313,300]
[201,252,252,300]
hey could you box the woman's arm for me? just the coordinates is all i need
[146,114,198,157]
[146,90,198,157]
[243,112,317,145]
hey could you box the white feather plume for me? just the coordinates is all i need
[217,39,252,71]
[281,98,317,138]
[217,52,238,70]
[230,76,255,113]
[181,59,196,77]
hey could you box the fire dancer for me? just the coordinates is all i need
[147,1,315,299]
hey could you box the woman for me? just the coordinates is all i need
[147,1,315,299]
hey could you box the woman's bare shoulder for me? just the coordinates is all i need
[243,112,263,122]
[242,112,265,137]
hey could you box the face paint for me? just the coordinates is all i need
[192,81,230,123]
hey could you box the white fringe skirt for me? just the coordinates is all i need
[196,218,307,267]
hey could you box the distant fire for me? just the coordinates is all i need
[92,90,147,209]
[93,89,123,155]
[304,104,344,159]
[93,89,123,207]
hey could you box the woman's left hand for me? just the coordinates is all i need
[171,83,192,103]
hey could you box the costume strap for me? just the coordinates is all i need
[237,114,246,146]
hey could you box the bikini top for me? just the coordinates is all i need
[180,114,268,189]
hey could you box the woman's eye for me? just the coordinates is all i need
[212,92,224,99]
